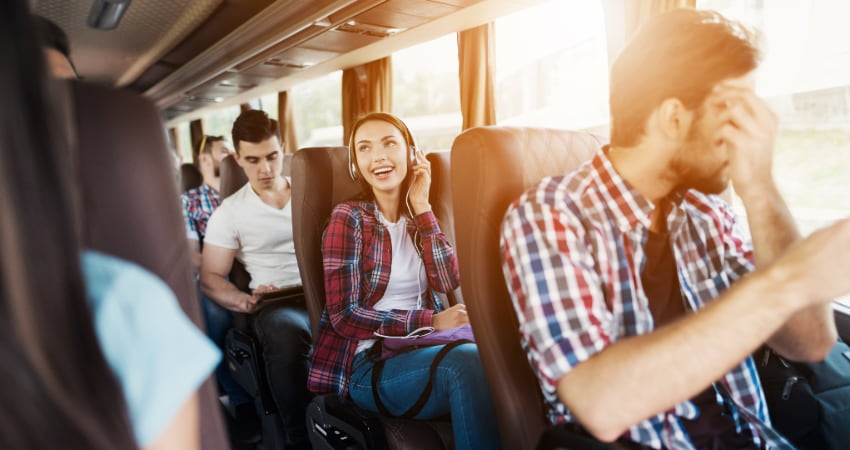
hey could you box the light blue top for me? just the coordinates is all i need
[82,251,220,447]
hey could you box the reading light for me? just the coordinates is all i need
[87,0,132,30]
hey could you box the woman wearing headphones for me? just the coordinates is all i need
[308,112,500,449]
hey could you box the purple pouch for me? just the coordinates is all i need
[379,324,476,360]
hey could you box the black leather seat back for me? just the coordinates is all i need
[70,80,228,450]
[451,126,605,449]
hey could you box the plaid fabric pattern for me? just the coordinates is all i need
[308,201,459,395]
[181,183,220,242]
[501,150,792,449]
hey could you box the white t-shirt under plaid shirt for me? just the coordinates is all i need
[500,149,792,449]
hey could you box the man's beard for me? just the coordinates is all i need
[672,159,728,195]
[670,116,728,195]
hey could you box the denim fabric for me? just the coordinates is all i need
[349,343,501,450]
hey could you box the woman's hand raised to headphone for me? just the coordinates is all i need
[407,148,432,216]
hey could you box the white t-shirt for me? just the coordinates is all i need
[356,213,427,354]
[204,180,301,289]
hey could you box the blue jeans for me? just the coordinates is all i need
[349,343,502,450]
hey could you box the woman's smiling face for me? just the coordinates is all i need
[353,119,410,195]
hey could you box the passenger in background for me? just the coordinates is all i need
[1,0,219,448]
[33,15,77,79]
[309,112,501,450]
[201,110,312,449]
[502,8,850,449]
[180,134,254,439]
[182,135,232,272]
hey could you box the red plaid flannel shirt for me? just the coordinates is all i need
[308,201,459,395]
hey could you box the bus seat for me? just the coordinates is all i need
[426,150,463,306]
[217,154,252,294]
[291,146,454,450]
[69,80,229,450]
[219,154,248,197]
[180,163,203,192]
[451,126,605,450]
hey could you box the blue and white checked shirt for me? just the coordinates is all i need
[501,150,792,449]
[181,183,220,243]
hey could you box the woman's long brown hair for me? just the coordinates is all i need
[0,1,136,448]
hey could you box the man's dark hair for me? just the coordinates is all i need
[231,110,281,154]
[609,9,761,147]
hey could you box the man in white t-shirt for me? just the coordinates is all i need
[201,110,311,449]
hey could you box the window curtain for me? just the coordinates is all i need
[457,23,495,130]
[189,119,204,164]
[602,0,695,66]
[167,127,179,154]
[341,56,393,144]
[277,90,298,153]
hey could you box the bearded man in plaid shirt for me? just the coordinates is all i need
[181,135,232,271]
[501,9,850,449]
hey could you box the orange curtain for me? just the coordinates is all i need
[277,90,298,153]
[341,57,393,144]
[457,23,496,130]
[189,119,204,164]
[603,0,695,65]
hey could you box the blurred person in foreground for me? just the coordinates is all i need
[1,1,219,448]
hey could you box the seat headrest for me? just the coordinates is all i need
[451,125,605,450]
[219,154,247,199]
[291,146,359,336]
[180,163,202,193]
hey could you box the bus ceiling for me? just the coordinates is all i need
[32,0,535,123]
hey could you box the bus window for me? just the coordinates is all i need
[699,0,850,235]
[202,104,241,141]
[699,0,850,308]
[292,71,342,147]
[174,121,193,163]
[392,33,462,152]
[259,92,278,121]
[495,0,610,134]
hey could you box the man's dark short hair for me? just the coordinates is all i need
[231,110,281,154]
[609,9,761,147]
